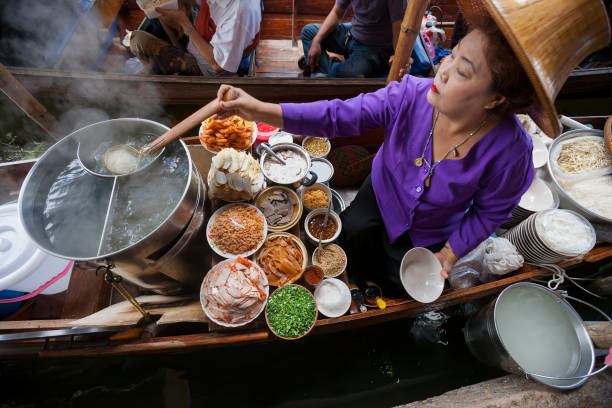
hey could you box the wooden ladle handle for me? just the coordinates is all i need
[142,99,221,155]
[604,116,612,156]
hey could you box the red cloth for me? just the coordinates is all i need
[194,2,259,56]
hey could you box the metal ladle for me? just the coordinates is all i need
[256,142,287,165]
[316,197,333,257]
[78,99,222,177]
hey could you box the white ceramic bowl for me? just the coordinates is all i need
[531,133,548,168]
[399,247,444,303]
[198,121,258,155]
[200,258,269,327]
[518,177,555,212]
[304,209,342,245]
[300,183,332,212]
[206,203,267,258]
[310,158,335,185]
[314,278,351,317]
[312,243,347,278]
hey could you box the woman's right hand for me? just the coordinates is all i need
[216,85,284,128]
[216,85,262,121]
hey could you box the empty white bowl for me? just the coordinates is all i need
[518,177,554,212]
[314,278,351,317]
[399,247,444,303]
[531,133,548,168]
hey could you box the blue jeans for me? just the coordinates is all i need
[301,23,394,78]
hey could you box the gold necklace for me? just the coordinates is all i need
[415,111,489,187]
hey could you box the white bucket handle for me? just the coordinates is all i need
[524,291,611,381]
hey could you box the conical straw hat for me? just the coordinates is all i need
[456,0,611,137]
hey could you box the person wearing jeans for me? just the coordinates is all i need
[300,0,404,78]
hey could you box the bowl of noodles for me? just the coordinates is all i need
[198,115,257,154]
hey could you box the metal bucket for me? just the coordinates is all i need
[18,119,209,294]
[464,282,600,389]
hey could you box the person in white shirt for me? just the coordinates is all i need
[130,0,261,76]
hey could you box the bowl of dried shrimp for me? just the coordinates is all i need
[255,232,308,287]
[200,257,269,327]
[199,115,257,154]
[206,203,267,258]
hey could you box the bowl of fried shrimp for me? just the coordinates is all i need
[198,115,257,154]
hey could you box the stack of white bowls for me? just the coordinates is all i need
[502,209,596,264]
[501,177,558,229]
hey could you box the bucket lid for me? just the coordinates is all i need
[0,202,46,290]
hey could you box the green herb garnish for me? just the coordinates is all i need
[266,285,316,339]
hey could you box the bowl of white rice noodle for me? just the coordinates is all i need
[547,129,612,224]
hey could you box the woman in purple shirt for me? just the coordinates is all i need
[215,18,535,296]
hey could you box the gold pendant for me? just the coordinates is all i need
[414,157,423,167]
[424,176,431,187]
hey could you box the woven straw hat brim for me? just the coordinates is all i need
[456,0,611,137]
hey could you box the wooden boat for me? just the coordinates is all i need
[2,0,610,107]
[1,116,611,360]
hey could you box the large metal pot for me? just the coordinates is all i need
[257,143,317,189]
[546,129,612,224]
[464,283,595,390]
[18,119,209,294]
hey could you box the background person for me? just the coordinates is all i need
[130,0,261,76]
[300,0,405,78]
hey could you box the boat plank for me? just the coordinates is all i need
[0,319,75,331]
[8,67,385,105]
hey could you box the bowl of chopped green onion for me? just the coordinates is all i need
[265,284,318,340]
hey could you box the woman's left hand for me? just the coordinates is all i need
[435,243,459,279]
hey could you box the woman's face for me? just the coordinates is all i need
[427,29,502,118]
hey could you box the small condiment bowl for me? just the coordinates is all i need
[314,278,351,318]
[300,183,332,213]
[399,247,444,303]
[304,208,342,245]
[302,136,331,159]
[310,157,335,185]
[301,265,324,289]
[254,186,302,232]
[265,284,318,340]
[312,243,347,278]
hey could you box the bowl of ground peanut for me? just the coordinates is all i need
[312,243,347,278]
[302,136,331,159]
[300,183,332,212]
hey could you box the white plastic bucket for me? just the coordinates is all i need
[0,203,73,294]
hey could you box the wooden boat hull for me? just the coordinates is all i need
[8,66,611,108]
[1,156,611,359]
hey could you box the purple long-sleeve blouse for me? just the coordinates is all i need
[281,75,534,257]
